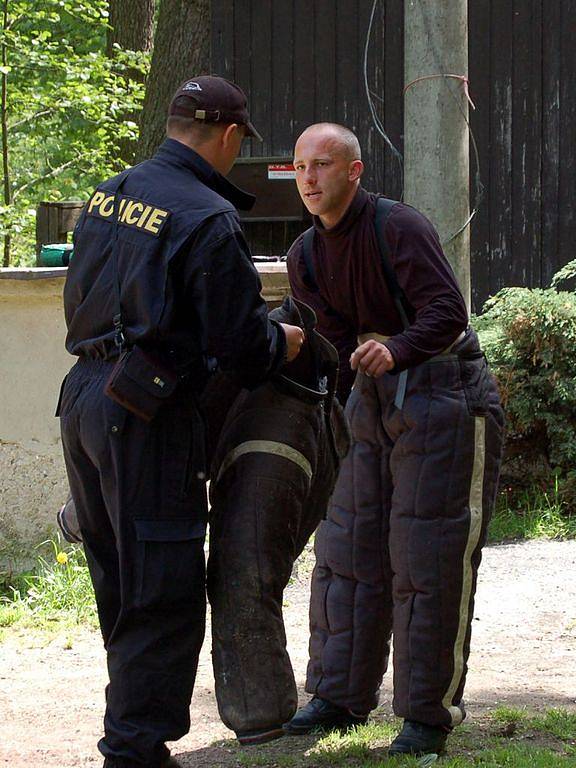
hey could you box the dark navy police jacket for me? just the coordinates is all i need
[64,138,286,390]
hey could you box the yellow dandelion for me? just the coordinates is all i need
[56,551,69,565]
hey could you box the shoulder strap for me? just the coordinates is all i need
[301,226,317,290]
[110,169,134,350]
[375,197,411,330]
[299,199,411,332]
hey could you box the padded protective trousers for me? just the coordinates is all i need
[59,359,208,767]
[207,380,349,735]
[306,329,504,727]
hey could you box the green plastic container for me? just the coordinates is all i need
[38,243,73,267]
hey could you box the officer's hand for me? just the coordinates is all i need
[280,323,305,362]
[350,340,395,377]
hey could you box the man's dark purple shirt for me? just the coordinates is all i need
[286,186,468,402]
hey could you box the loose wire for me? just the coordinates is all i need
[363,0,404,196]
[362,0,485,245]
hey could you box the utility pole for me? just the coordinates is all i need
[404,0,471,310]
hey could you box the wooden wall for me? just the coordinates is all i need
[212,0,576,312]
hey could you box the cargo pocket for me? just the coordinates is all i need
[133,518,206,609]
[459,354,490,416]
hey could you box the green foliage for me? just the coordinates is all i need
[476,286,576,507]
[1,0,149,264]
[489,481,576,542]
[0,537,97,630]
[551,259,576,290]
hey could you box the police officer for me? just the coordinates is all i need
[283,123,503,756]
[59,76,304,768]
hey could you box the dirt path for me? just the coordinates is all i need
[2,539,575,767]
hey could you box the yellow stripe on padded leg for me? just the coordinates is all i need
[215,440,313,484]
[442,416,486,725]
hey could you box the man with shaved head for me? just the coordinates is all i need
[283,123,503,757]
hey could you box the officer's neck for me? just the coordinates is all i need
[168,135,229,177]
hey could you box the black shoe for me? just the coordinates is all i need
[388,720,449,756]
[283,696,368,735]
[236,725,285,746]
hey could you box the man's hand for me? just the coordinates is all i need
[280,323,305,362]
[350,340,395,378]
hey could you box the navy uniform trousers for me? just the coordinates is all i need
[306,328,504,728]
[59,358,208,767]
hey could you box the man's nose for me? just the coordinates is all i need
[303,167,316,184]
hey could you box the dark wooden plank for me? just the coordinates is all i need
[509,0,541,289]
[233,0,252,157]
[557,0,576,282]
[468,0,491,312]
[335,0,359,132]
[211,0,235,77]
[249,1,273,156]
[357,0,380,192]
[488,0,514,296]
[270,0,295,156]
[541,0,561,286]
[527,0,543,289]
[361,0,384,193]
[314,0,337,125]
[293,0,315,136]
[382,0,404,201]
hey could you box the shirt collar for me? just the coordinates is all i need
[154,138,256,211]
[313,186,369,238]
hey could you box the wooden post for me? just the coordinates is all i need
[404,0,471,310]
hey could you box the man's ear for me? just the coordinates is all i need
[222,123,240,147]
[349,159,364,182]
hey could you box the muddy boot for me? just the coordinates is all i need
[236,725,286,746]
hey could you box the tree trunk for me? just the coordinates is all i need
[136,0,210,161]
[107,0,155,56]
[107,0,156,165]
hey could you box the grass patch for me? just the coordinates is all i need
[489,481,576,543]
[0,538,97,639]
[232,709,575,768]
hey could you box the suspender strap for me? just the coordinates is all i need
[302,226,316,289]
[109,169,133,350]
[374,197,410,409]
[299,198,412,410]
[375,197,410,330]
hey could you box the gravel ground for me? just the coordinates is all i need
[1,539,575,767]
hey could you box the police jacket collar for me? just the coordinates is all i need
[155,138,256,211]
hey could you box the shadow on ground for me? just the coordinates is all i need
[174,689,576,768]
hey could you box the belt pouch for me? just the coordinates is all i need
[104,346,179,422]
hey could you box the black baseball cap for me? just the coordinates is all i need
[168,75,263,142]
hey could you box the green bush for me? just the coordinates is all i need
[476,285,576,509]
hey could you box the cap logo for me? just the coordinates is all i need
[182,81,202,92]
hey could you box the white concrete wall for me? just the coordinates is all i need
[0,265,290,567]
